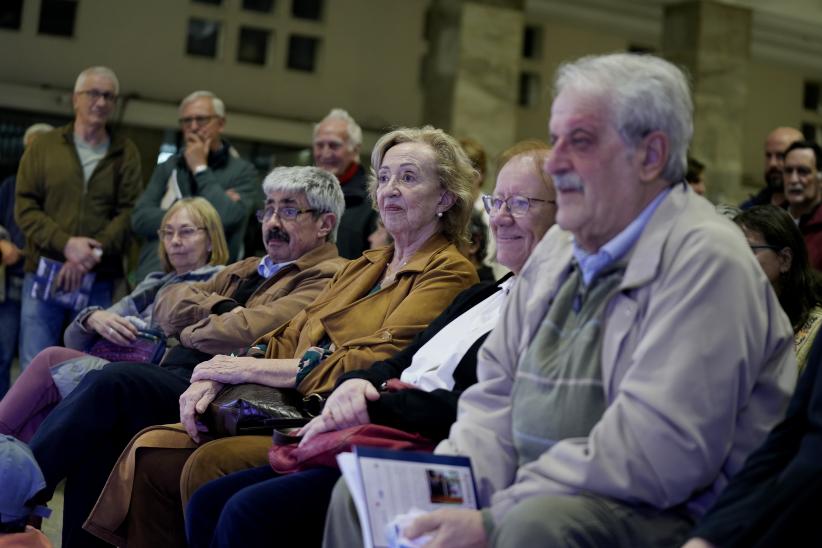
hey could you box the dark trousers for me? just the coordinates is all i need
[29,362,192,548]
[185,465,341,548]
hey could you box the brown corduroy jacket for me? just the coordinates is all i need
[154,242,347,355]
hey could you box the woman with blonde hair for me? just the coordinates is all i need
[85,127,480,548]
[0,197,228,442]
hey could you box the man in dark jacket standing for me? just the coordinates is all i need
[131,91,259,282]
[14,66,142,369]
[312,108,377,259]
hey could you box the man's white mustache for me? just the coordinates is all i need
[553,172,585,192]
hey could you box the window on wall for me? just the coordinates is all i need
[238,26,270,65]
[187,18,221,58]
[38,0,78,37]
[628,44,656,54]
[518,72,540,108]
[804,81,820,112]
[522,25,542,59]
[0,0,23,30]
[287,34,319,72]
[243,0,275,13]
[292,0,323,21]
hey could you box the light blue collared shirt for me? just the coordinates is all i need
[572,188,671,286]
[257,256,294,279]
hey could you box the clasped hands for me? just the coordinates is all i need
[58,236,102,292]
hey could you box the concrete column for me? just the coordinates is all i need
[422,0,524,189]
[662,0,752,204]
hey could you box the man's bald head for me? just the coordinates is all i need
[764,126,804,191]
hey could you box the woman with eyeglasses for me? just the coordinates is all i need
[173,140,559,548]
[0,197,228,442]
[734,205,822,374]
[84,126,480,548]
[682,206,822,548]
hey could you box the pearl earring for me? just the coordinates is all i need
[437,211,443,218]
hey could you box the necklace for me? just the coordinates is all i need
[382,258,408,285]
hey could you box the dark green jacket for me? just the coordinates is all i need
[14,123,143,278]
[130,140,260,282]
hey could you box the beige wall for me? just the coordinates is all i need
[742,60,814,193]
[514,20,636,145]
[1,0,820,195]
[0,0,429,147]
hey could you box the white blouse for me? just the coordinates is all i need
[400,277,515,391]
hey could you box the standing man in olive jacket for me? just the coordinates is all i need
[15,66,142,369]
[131,91,259,282]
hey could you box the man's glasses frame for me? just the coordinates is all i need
[178,115,220,128]
[256,207,317,223]
[77,89,118,103]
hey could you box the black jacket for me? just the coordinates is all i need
[336,274,513,441]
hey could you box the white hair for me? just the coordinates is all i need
[179,90,226,118]
[262,166,345,243]
[74,66,120,95]
[554,53,693,183]
[314,108,362,148]
[23,123,54,147]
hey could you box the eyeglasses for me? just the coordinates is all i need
[481,194,555,217]
[157,226,206,240]
[256,207,316,222]
[749,244,782,254]
[178,115,219,127]
[77,89,118,103]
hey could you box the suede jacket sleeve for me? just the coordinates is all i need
[155,248,345,355]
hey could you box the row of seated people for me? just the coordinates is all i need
[0,53,820,548]
[0,92,500,395]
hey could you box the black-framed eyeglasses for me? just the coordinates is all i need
[256,207,317,223]
[178,115,219,127]
[749,244,782,254]
[481,194,555,217]
[157,226,206,240]
[77,89,118,103]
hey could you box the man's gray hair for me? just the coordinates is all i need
[262,166,345,243]
[314,108,362,148]
[23,123,54,148]
[74,66,120,95]
[554,53,693,183]
[179,90,226,118]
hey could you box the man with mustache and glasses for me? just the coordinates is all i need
[740,126,804,210]
[783,140,822,270]
[23,166,347,548]
[131,91,259,283]
[323,54,796,548]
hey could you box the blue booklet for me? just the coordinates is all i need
[30,257,95,311]
[338,446,478,548]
